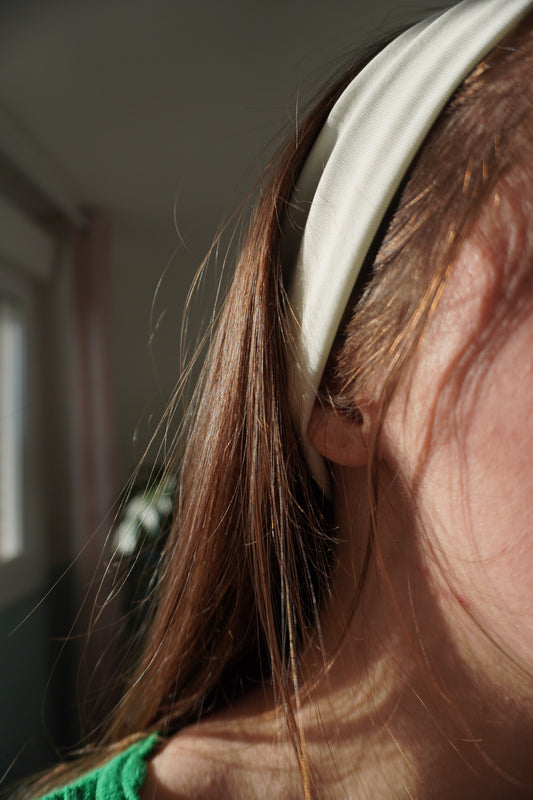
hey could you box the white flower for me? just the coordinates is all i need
[138,503,160,534]
[113,474,177,555]
[155,493,173,516]
[114,519,141,555]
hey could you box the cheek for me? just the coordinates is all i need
[413,313,533,668]
[380,235,533,669]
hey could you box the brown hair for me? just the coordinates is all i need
[16,11,533,799]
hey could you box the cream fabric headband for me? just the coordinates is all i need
[285,0,533,491]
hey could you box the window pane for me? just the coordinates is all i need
[0,294,24,561]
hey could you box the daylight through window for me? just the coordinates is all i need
[0,294,24,562]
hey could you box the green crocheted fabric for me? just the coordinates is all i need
[39,733,159,800]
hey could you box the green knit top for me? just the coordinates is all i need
[38,733,159,800]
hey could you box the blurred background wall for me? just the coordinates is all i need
[0,0,452,785]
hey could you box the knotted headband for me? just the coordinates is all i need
[284,0,533,492]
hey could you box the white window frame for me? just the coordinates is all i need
[0,191,54,609]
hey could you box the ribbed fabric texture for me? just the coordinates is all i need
[39,734,159,800]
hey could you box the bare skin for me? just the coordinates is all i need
[143,213,533,798]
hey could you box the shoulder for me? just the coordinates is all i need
[141,730,233,800]
[140,705,298,800]
[140,691,297,800]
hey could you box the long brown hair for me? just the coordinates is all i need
[16,11,533,799]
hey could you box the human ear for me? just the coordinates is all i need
[307,399,369,467]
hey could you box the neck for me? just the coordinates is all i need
[285,462,533,799]
[152,463,533,800]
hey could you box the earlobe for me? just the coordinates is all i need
[307,400,369,467]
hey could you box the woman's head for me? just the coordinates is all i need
[310,10,533,678]
[109,0,533,766]
[285,0,533,489]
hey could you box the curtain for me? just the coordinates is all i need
[71,211,121,731]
